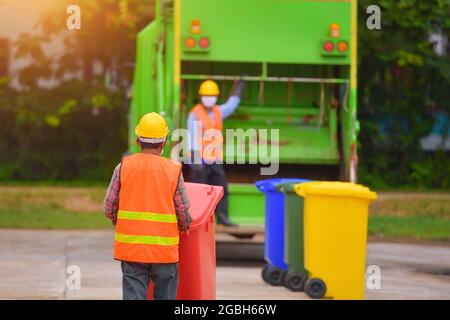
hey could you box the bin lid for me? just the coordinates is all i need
[276,180,311,193]
[291,181,322,197]
[185,182,224,230]
[294,181,377,201]
[229,183,262,194]
[255,178,307,193]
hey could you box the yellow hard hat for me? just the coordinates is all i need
[198,80,219,96]
[135,112,169,141]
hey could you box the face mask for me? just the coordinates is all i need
[201,96,218,108]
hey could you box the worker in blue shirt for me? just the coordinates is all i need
[187,79,245,226]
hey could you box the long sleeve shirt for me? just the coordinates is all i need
[187,95,241,152]
[103,163,192,231]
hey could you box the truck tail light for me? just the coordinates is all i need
[184,37,196,48]
[191,19,201,34]
[199,37,210,49]
[323,41,334,52]
[337,41,348,52]
[329,23,340,38]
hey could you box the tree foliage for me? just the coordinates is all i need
[0,0,449,188]
[1,0,153,181]
[358,0,450,189]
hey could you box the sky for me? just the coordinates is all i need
[0,0,65,88]
[0,0,61,38]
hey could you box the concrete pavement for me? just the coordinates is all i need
[0,229,449,300]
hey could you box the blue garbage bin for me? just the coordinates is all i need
[255,178,307,286]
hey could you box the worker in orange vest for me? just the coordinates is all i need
[187,78,245,226]
[104,112,192,300]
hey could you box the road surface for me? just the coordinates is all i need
[0,230,448,300]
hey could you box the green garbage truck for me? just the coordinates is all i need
[129,0,359,226]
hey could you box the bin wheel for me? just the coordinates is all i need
[261,264,271,284]
[262,265,284,286]
[284,272,307,292]
[305,278,327,299]
[280,269,288,286]
[229,233,256,240]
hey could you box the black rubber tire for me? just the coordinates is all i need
[305,278,327,299]
[261,264,271,284]
[280,269,288,286]
[262,265,284,286]
[228,233,256,240]
[284,272,307,292]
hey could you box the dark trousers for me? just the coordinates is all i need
[121,261,178,300]
[190,163,228,216]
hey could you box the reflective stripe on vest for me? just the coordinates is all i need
[192,104,223,162]
[118,210,178,223]
[115,233,179,246]
[114,153,181,264]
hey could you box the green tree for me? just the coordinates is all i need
[1,0,153,181]
[358,0,450,189]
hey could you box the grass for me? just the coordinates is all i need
[0,186,111,229]
[0,208,111,229]
[0,186,449,241]
[368,216,450,241]
[367,192,450,241]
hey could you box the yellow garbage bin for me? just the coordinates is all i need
[294,182,377,300]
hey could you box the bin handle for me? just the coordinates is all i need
[255,182,264,191]
[205,214,214,232]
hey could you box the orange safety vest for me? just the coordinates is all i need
[191,104,223,162]
[114,153,182,263]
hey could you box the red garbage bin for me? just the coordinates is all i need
[147,182,223,300]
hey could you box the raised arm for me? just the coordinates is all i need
[220,79,245,119]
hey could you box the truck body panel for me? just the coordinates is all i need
[129,0,358,225]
